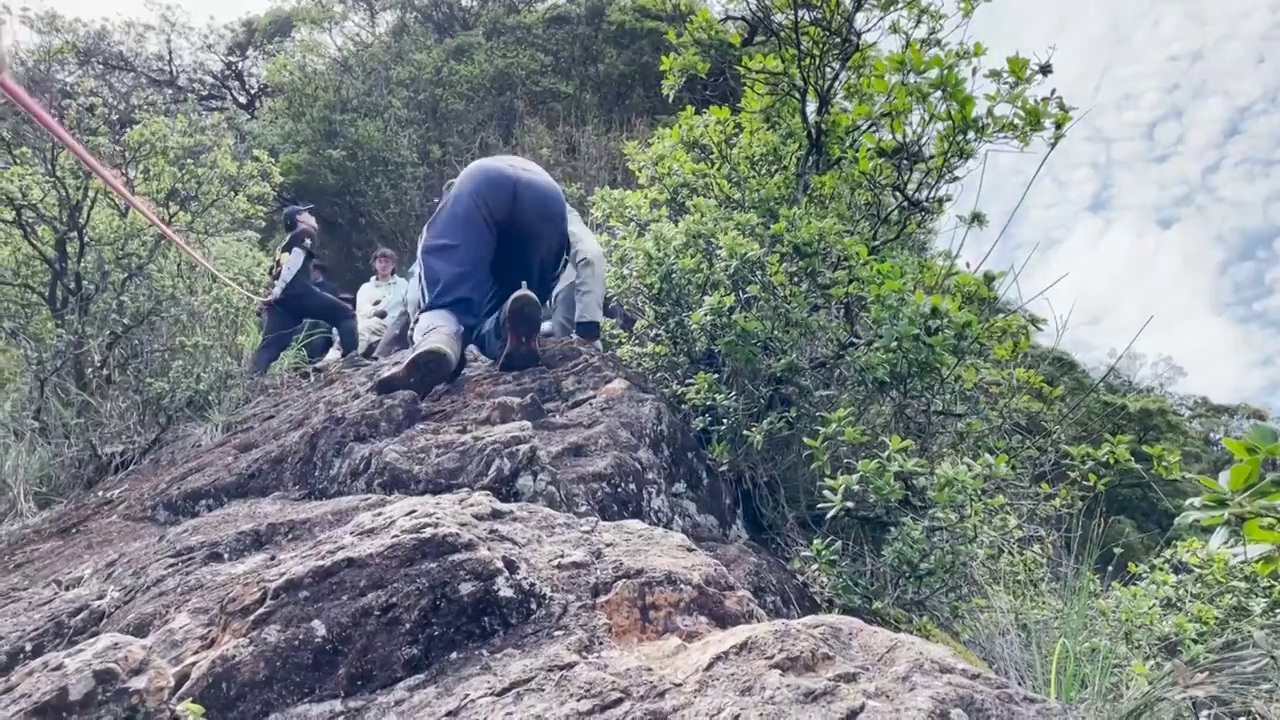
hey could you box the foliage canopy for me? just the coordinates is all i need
[0,0,1275,715]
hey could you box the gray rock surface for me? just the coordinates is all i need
[0,340,1063,718]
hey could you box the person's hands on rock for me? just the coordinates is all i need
[572,321,603,351]
[574,321,600,341]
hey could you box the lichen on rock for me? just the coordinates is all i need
[0,340,1063,718]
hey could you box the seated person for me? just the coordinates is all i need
[355,248,410,359]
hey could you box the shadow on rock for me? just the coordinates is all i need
[0,342,1064,719]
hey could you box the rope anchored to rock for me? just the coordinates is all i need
[0,21,266,303]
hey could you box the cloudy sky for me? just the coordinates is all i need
[11,0,1280,408]
[961,0,1280,409]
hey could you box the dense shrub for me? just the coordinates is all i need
[0,9,278,517]
[1,1,1275,715]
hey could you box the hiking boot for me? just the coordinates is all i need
[373,321,461,398]
[497,283,543,372]
[341,353,371,369]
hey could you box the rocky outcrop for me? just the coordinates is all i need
[0,341,1063,719]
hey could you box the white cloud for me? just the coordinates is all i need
[17,0,1280,407]
[960,0,1280,408]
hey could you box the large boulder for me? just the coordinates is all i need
[0,341,1063,719]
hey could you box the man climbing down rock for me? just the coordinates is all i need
[250,204,365,375]
[356,247,410,358]
[374,155,584,397]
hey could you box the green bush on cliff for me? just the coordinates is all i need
[0,0,1276,715]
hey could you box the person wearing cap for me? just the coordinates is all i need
[374,155,597,397]
[249,204,365,374]
[355,247,410,357]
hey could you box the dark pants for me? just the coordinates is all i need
[300,320,333,363]
[250,287,358,374]
[418,155,570,362]
[373,310,412,359]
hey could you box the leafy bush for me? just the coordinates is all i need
[1177,422,1280,575]
[593,0,1076,613]
[592,0,1278,712]
[0,9,279,518]
[947,425,1280,715]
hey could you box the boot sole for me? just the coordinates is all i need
[497,288,543,372]
[373,345,457,398]
[342,355,371,369]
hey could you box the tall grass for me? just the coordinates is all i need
[0,318,320,525]
[0,428,61,522]
[1113,627,1280,719]
[963,520,1125,708]
[960,514,1280,718]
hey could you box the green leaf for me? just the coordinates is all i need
[1228,460,1261,492]
[1257,557,1280,576]
[1175,509,1228,527]
[1006,55,1030,79]
[1196,474,1223,492]
[1246,424,1280,449]
[1223,437,1253,459]
[1208,525,1232,552]
[1225,543,1279,565]
[1243,519,1280,544]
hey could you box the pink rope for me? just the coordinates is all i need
[0,66,265,302]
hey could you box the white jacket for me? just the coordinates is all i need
[355,274,410,346]
[551,203,606,325]
[405,259,424,318]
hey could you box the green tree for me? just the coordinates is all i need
[0,7,279,516]
[80,3,300,119]
[593,0,1074,607]
[591,1,1278,711]
[254,0,720,287]
[1178,422,1280,575]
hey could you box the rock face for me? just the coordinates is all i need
[0,341,1062,719]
